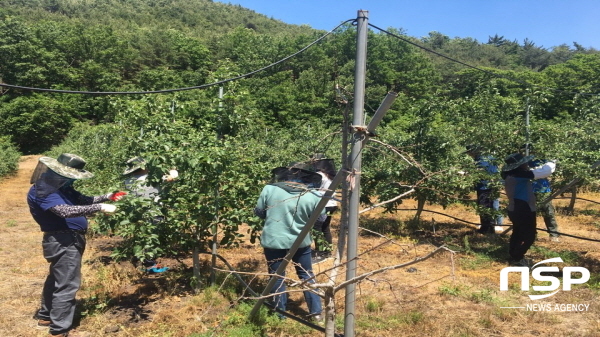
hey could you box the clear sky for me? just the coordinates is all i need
[215,0,599,50]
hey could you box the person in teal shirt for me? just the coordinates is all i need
[254,163,325,321]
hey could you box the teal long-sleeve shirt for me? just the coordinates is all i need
[255,182,326,250]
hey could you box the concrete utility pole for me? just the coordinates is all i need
[344,9,368,337]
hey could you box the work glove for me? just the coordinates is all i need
[109,191,127,201]
[100,204,117,213]
[162,169,179,182]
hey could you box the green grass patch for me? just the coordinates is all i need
[579,209,600,217]
[438,283,465,297]
[364,296,385,313]
[529,246,581,264]
[585,273,600,291]
[357,310,425,330]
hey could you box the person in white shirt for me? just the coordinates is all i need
[122,156,178,273]
[311,156,338,264]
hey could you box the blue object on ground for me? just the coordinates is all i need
[146,266,169,273]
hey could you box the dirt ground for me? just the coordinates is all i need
[1,156,600,336]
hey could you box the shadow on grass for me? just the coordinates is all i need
[360,216,513,264]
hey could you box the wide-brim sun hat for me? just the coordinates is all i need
[502,153,534,172]
[123,156,147,175]
[39,153,94,179]
[311,157,337,178]
[271,162,322,185]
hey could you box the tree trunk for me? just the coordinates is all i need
[324,287,336,337]
[413,196,426,222]
[193,245,201,292]
[567,186,577,215]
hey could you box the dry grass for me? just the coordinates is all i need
[1,156,600,336]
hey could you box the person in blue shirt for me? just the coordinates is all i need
[28,154,122,336]
[520,144,560,242]
[501,153,555,267]
[465,145,502,234]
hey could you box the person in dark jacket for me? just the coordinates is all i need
[501,153,555,267]
[28,154,123,336]
[520,144,560,242]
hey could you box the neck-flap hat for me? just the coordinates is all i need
[271,162,322,186]
[30,153,94,198]
[123,156,147,176]
[310,154,336,178]
[502,153,534,172]
[31,153,94,183]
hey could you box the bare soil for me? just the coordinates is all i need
[1,156,600,336]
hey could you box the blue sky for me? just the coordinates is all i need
[216,1,599,49]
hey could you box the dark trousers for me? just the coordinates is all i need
[476,189,496,233]
[37,232,85,335]
[507,199,537,261]
[535,192,559,237]
[264,246,322,316]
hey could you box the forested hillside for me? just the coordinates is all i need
[2,0,600,220]
[1,0,598,155]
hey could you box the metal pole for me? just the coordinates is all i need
[211,86,224,286]
[340,88,350,260]
[525,98,531,156]
[367,92,397,134]
[344,10,368,337]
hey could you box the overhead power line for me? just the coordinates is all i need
[0,19,354,95]
[368,23,600,97]
[1,18,598,98]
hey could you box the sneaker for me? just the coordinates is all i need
[477,226,495,234]
[550,237,560,243]
[312,252,332,264]
[312,255,326,264]
[38,319,52,328]
[36,319,51,329]
[309,314,324,325]
[511,258,533,268]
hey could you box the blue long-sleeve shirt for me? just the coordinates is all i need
[474,155,499,190]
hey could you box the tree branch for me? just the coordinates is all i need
[333,245,455,292]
